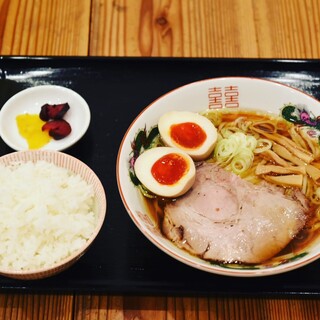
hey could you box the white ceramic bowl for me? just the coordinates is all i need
[0,85,91,151]
[0,150,106,280]
[117,77,320,277]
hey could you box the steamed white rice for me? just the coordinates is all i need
[0,160,96,271]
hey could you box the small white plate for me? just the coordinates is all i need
[0,85,91,151]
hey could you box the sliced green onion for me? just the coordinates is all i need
[230,150,254,174]
[214,139,238,163]
[246,135,258,150]
[214,132,257,175]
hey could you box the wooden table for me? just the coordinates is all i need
[0,0,319,319]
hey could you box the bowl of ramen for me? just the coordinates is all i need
[117,77,320,277]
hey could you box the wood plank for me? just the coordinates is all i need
[89,0,320,58]
[73,295,320,320]
[0,293,73,320]
[253,0,320,58]
[89,0,258,57]
[0,0,91,55]
[74,295,124,320]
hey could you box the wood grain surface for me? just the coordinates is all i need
[0,0,320,319]
[1,0,319,58]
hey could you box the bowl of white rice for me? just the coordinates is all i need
[0,150,106,279]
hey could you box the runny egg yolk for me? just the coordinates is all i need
[170,122,207,149]
[134,147,196,198]
[16,114,52,149]
[151,153,188,185]
[158,111,218,161]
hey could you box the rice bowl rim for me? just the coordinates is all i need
[0,150,107,277]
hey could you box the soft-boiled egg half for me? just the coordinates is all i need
[158,111,218,161]
[134,147,196,198]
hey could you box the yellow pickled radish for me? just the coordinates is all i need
[16,113,52,149]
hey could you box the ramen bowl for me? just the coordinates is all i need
[0,150,106,280]
[117,77,320,277]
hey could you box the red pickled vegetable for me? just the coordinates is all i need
[40,103,70,121]
[42,119,72,140]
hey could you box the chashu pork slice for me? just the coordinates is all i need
[162,162,309,264]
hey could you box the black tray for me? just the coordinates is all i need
[1,56,320,297]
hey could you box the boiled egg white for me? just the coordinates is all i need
[134,147,196,198]
[158,111,218,161]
